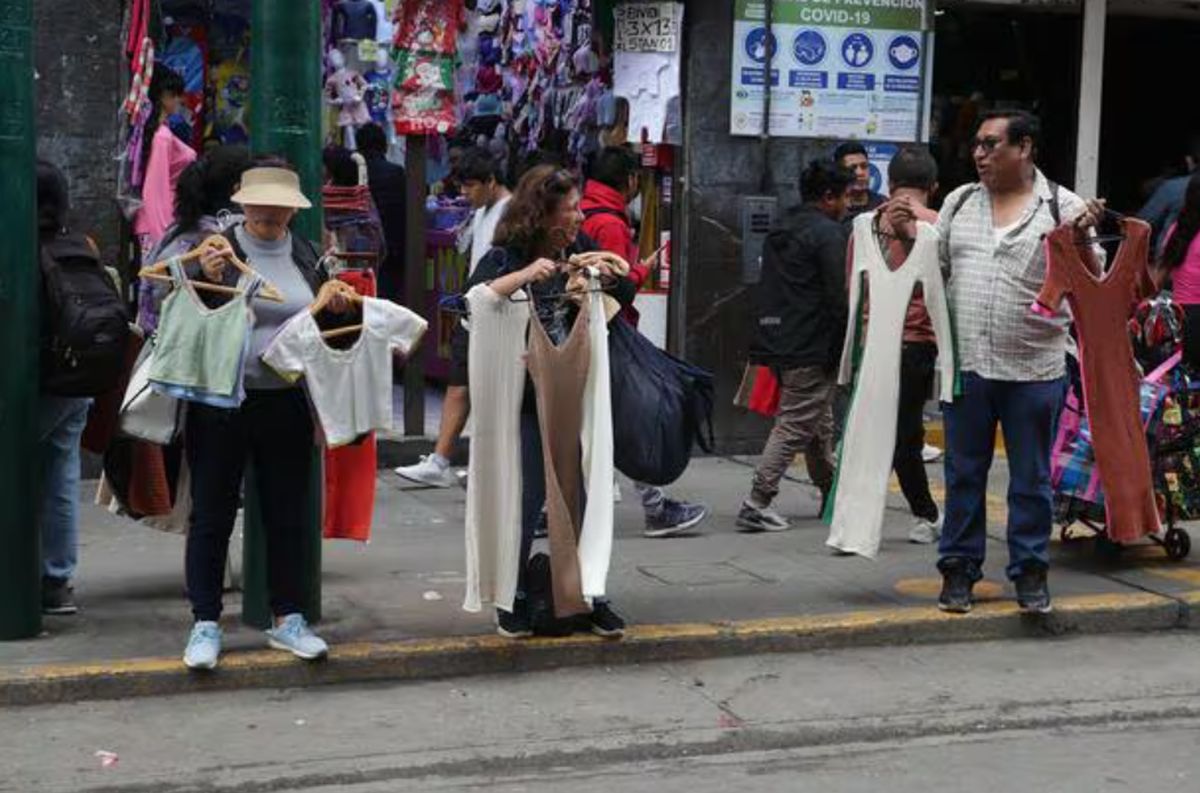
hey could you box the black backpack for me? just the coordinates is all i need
[40,234,130,397]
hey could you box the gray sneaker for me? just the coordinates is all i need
[266,613,329,660]
[644,499,709,538]
[184,621,222,670]
[395,455,457,488]
[736,501,791,533]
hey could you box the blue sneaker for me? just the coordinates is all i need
[183,621,222,670]
[644,498,709,538]
[266,613,329,660]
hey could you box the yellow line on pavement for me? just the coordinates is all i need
[6,591,1181,684]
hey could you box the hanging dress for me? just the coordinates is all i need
[1036,219,1160,543]
[526,294,592,617]
[462,283,532,614]
[826,215,956,558]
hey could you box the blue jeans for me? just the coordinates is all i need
[938,373,1066,581]
[38,396,91,583]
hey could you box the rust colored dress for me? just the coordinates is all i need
[1036,219,1160,543]
[526,299,592,617]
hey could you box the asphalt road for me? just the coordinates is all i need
[5,632,1200,792]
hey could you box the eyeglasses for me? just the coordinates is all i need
[973,136,1006,154]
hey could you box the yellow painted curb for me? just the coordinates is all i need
[1,589,1185,707]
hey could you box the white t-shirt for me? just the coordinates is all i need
[469,194,511,274]
[262,297,428,447]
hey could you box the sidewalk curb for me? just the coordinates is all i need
[2,591,1188,707]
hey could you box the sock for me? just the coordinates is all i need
[429,453,450,469]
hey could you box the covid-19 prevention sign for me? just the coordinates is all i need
[730,0,927,142]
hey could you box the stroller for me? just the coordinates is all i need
[1053,296,1194,560]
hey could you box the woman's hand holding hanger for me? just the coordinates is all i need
[197,237,235,282]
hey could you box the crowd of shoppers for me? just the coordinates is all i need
[35,105,1157,664]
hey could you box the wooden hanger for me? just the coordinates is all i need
[139,234,286,303]
[310,279,366,340]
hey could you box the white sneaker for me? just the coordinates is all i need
[183,621,222,670]
[909,515,943,544]
[922,444,943,463]
[266,613,329,661]
[395,455,456,488]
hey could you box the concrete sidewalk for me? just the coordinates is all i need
[3,455,1198,705]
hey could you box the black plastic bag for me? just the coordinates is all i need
[608,317,715,486]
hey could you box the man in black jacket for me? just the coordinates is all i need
[358,124,406,301]
[738,161,853,533]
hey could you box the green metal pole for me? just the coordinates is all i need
[0,0,41,641]
[243,1,323,629]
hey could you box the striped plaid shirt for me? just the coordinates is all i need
[938,169,1100,382]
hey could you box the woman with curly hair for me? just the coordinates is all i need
[457,165,637,639]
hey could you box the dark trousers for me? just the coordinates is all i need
[938,373,1066,581]
[517,409,543,601]
[893,343,939,523]
[185,389,314,622]
[515,406,598,606]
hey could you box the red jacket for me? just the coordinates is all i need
[580,180,649,327]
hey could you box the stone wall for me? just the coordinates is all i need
[34,1,124,257]
[679,1,836,454]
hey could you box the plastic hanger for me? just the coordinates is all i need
[310,279,365,340]
[139,234,285,303]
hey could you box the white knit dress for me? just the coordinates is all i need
[463,284,531,613]
[826,215,955,558]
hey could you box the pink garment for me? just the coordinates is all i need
[1164,223,1200,304]
[133,124,197,246]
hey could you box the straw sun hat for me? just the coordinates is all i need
[231,167,313,209]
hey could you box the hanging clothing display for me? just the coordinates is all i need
[261,296,428,448]
[323,269,381,543]
[1036,219,1160,543]
[133,124,198,252]
[462,283,532,614]
[526,295,593,618]
[576,279,616,600]
[148,258,261,407]
[826,216,955,558]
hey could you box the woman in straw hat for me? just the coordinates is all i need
[181,163,349,671]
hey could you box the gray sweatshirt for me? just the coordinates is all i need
[235,226,316,390]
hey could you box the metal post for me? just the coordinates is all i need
[0,0,39,641]
[243,0,323,628]
[403,135,427,437]
[1075,0,1107,196]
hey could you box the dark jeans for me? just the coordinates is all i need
[185,388,314,622]
[893,343,939,523]
[938,373,1066,581]
[517,409,543,601]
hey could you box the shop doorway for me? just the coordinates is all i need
[1097,14,1200,213]
[929,5,1082,199]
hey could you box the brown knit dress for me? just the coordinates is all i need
[526,298,593,617]
[1037,219,1160,543]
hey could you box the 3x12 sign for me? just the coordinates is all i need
[614,2,680,52]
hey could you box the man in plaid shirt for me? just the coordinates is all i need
[932,110,1104,615]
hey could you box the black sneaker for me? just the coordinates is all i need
[1015,567,1053,614]
[496,604,533,639]
[588,600,627,638]
[938,564,974,614]
[42,577,78,616]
